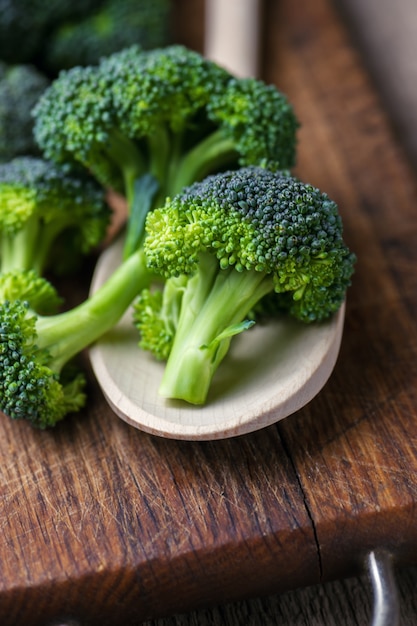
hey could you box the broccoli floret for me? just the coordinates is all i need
[0,245,152,428]
[0,300,87,428]
[0,270,62,314]
[133,274,187,361]
[44,0,171,72]
[33,45,299,258]
[137,166,356,405]
[0,156,111,276]
[0,62,50,162]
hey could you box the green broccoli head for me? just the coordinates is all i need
[98,44,233,138]
[34,45,232,188]
[33,45,299,258]
[0,244,153,427]
[32,64,118,181]
[145,166,355,321]
[206,77,299,171]
[0,270,62,314]
[0,62,50,162]
[140,166,355,404]
[0,156,111,275]
[133,274,187,361]
[44,0,171,72]
[0,300,86,428]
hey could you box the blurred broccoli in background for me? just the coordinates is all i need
[0,0,101,64]
[0,0,171,75]
[0,62,50,162]
[0,156,111,278]
[44,0,172,72]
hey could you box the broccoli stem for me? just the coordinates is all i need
[35,247,151,373]
[106,129,146,205]
[122,172,160,259]
[1,215,40,272]
[156,274,188,337]
[147,125,171,188]
[2,227,49,275]
[29,216,77,275]
[159,255,274,404]
[1,210,97,276]
[169,128,238,195]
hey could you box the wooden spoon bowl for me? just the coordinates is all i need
[88,237,346,440]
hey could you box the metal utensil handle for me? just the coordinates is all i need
[367,550,400,626]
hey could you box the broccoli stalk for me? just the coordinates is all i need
[138,167,356,405]
[157,255,266,403]
[0,247,150,428]
[33,45,299,259]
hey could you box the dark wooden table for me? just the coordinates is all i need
[1,0,417,624]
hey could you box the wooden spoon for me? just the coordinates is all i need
[204,0,263,77]
[88,236,346,440]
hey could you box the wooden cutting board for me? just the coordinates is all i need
[1,0,417,624]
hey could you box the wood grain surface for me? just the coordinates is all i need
[1,0,417,625]
[266,0,417,583]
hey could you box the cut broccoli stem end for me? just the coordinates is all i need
[159,259,274,404]
[36,247,152,373]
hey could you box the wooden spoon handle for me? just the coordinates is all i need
[204,0,263,77]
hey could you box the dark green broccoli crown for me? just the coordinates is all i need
[33,44,299,199]
[0,156,110,247]
[207,77,299,169]
[33,64,115,168]
[34,49,152,190]
[0,62,50,162]
[137,45,232,129]
[34,43,231,151]
[98,45,174,136]
[33,44,233,191]
[99,44,232,135]
[45,0,171,71]
[0,300,86,428]
[145,166,356,321]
